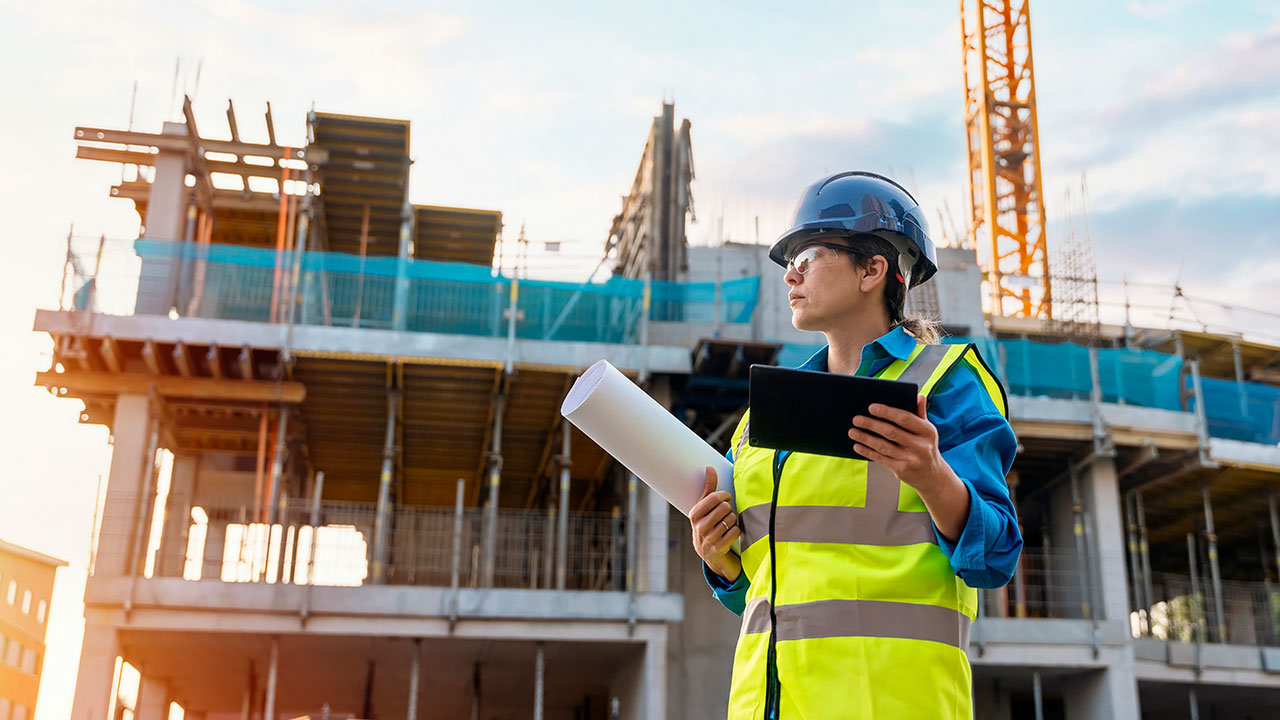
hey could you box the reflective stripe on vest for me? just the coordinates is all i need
[741,596,971,649]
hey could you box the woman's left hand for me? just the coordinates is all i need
[848,395,947,493]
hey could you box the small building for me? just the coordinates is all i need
[0,538,66,720]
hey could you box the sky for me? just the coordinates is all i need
[2,1,1279,716]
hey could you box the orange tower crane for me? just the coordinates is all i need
[961,0,1051,318]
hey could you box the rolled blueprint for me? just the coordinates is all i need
[561,359,735,516]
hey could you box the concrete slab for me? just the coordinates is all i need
[33,309,694,374]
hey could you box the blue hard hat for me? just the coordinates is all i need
[769,171,938,287]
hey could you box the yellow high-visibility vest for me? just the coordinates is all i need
[726,343,1008,720]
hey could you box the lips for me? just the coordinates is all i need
[788,293,804,304]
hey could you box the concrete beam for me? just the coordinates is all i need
[35,370,305,404]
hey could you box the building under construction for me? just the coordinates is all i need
[36,45,1280,720]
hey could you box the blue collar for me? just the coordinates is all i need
[798,325,918,372]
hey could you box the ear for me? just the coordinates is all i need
[858,255,890,294]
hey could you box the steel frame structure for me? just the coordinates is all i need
[961,0,1051,318]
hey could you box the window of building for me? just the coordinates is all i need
[20,590,30,615]
[36,599,47,624]
[0,697,12,720]
[20,646,36,674]
[5,581,14,605]
[4,638,19,667]
[9,704,23,720]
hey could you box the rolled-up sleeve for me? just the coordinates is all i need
[930,369,1022,589]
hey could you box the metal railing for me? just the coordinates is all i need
[1142,573,1280,646]
[982,547,1089,620]
[58,236,761,344]
[98,499,643,593]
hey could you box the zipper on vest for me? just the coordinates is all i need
[764,450,788,719]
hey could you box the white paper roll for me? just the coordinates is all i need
[561,359,735,517]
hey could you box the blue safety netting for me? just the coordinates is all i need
[1193,376,1280,445]
[134,240,761,344]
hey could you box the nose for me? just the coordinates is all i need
[784,265,801,286]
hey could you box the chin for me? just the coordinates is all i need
[791,311,818,332]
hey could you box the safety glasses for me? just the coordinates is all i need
[785,241,861,275]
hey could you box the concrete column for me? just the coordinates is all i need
[159,454,199,577]
[264,637,279,720]
[136,121,191,315]
[70,623,120,719]
[136,675,171,720]
[96,394,153,578]
[1081,457,1131,622]
[1062,666,1140,720]
[636,485,669,593]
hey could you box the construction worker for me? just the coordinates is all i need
[689,172,1021,719]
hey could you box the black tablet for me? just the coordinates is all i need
[747,364,920,460]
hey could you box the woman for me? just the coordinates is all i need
[689,172,1021,719]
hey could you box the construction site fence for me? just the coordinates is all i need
[781,335,1280,446]
[1137,572,1280,647]
[60,237,760,343]
[100,500,656,593]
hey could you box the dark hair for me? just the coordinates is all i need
[846,234,943,344]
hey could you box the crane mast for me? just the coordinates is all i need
[961,0,1051,318]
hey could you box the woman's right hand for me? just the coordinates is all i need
[689,466,742,583]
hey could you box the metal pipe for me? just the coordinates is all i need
[407,638,421,720]
[372,390,401,583]
[1269,494,1280,585]
[557,419,570,590]
[1010,479,1026,618]
[266,408,290,526]
[638,273,651,384]
[484,393,505,587]
[1137,490,1155,636]
[534,642,545,720]
[392,158,413,332]
[1189,360,1211,464]
[1232,338,1248,417]
[450,478,464,629]
[1188,532,1204,671]
[264,637,279,720]
[1032,670,1044,720]
[543,501,554,590]
[1202,484,1227,643]
[1188,686,1200,720]
[505,279,519,374]
[627,473,639,633]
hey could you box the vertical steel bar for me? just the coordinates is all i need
[1269,494,1280,586]
[1189,360,1211,463]
[308,472,324,585]
[1188,687,1200,720]
[534,642,545,720]
[557,420,570,590]
[1202,484,1227,643]
[1032,670,1044,720]
[543,502,555,589]
[393,158,413,332]
[372,390,401,583]
[1137,490,1155,636]
[450,478,464,627]
[627,473,639,632]
[1188,532,1204,669]
[59,225,73,310]
[266,409,289,526]
[1232,338,1248,417]
[1125,493,1144,634]
[264,638,279,720]
[407,638,421,720]
[505,280,518,373]
[484,393,505,587]
[638,274,651,383]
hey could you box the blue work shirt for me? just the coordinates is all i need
[704,326,1022,615]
